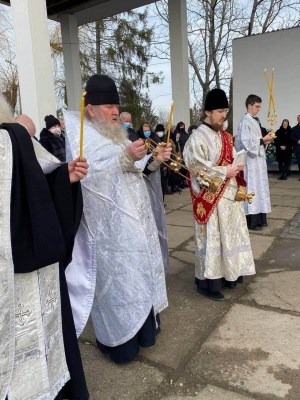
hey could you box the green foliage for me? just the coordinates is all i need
[79,9,162,90]
[266,141,276,163]
[119,80,158,129]
[78,9,162,122]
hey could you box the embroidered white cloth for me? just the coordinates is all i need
[0,129,69,400]
[64,111,168,346]
[183,124,255,281]
[235,113,271,215]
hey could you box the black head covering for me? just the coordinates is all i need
[84,74,120,106]
[176,122,185,130]
[155,123,165,132]
[204,88,229,111]
[45,115,60,130]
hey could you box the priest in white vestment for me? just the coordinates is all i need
[183,88,255,302]
[65,74,170,364]
[0,94,89,400]
[235,94,273,230]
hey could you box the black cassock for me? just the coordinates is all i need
[2,123,89,400]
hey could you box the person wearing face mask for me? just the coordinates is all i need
[173,122,189,189]
[154,124,166,140]
[154,124,173,196]
[174,121,189,153]
[39,115,66,162]
[136,122,158,143]
[120,111,139,142]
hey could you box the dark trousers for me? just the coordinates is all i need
[296,153,300,173]
[278,161,290,175]
[246,213,267,229]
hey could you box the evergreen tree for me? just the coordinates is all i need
[79,9,163,112]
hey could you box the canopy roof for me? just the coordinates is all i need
[0,0,155,25]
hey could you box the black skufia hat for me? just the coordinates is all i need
[84,74,120,106]
[204,88,229,111]
[44,114,60,130]
[155,123,165,132]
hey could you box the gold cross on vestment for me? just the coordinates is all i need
[15,304,32,326]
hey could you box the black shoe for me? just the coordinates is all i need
[197,288,225,301]
[249,226,262,231]
[278,175,284,180]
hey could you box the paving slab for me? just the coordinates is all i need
[168,257,188,275]
[187,304,300,399]
[139,289,229,370]
[263,238,300,268]
[167,225,194,249]
[184,240,195,253]
[162,385,255,400]
[171,251,195,266]
[165,191,191,210]
[270,195,300,208]
[243,271,300,312]
[180,204,193,212]
[166,264,196,294]
[166,210,194,227]
[280,210,300,239]
[248,219,286,236]
[249,234,275,260]
[267,206,298,220]
[79,343,165,400]
[269,177,300,190]
[270,188,300,197]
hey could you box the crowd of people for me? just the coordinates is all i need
[1,72,299,399]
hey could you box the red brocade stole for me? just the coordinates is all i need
[187,131,246,225]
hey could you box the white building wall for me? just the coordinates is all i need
[233,27,300,136]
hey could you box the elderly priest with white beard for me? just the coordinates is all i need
[65,74,171,364]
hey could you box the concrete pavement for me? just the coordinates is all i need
[79,173,300,400]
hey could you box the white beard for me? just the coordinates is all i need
[92,115,128,145]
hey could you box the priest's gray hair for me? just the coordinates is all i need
[0,93,14,124]
[85,106,128,145]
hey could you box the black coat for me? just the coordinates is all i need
[274,126,292,163]
[174,128,189,153]
[291,124,300,154]
[2,123,89,400]
[127,127,139,142]
[39,128,66,162]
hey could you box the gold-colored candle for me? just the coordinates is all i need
[79,91,86,157]
[167,100,174,143]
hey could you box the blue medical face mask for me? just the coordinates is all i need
[144,130,151,138]
[123,122,131,129]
